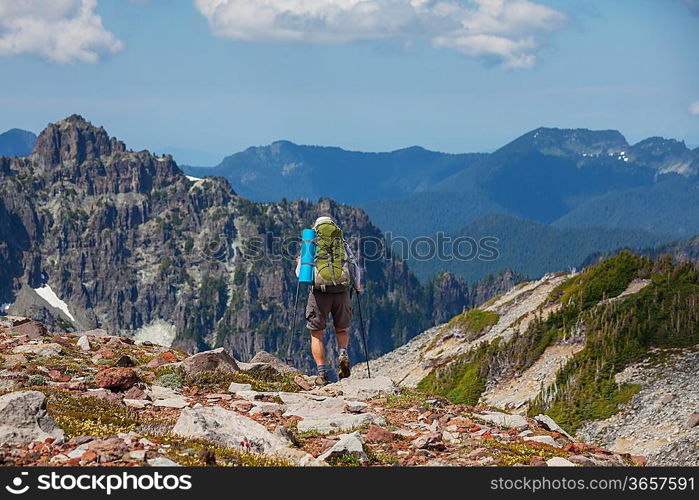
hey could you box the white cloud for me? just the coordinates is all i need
[0,0,123,63]
[193,0,566,68]
[690,101,699,115]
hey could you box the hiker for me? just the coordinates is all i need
[296,216,361,386]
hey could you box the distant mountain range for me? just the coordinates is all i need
[182,127,698,281]
[183,128,698,238]
[0,128,37,157]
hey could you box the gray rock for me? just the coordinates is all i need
[282,394,347,419]
[172,405,319,465]
[248,351,299,375]
[477,411,529,430]
[227,382,252,394]
[534,414,573,440]
[249,402,285,415]
[13,342,62,357]
[688,412,699,428]
[318,431,368,464]
[0,391,65,445]
[546,457,576,467]
[153,397,189,409]
[181,348,239,377]
[568,455,597,466]
[77,335,91,351]
[147,457,181,467]
[296,412,385,434]
[123,399,150,409]
[148,385,180,400]
[346,401,369,413]
[524,435,562,448]
[659,394,675,405]
[333,376,399,399]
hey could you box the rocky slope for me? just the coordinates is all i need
[357,252,699,465]
[0,315,637,467]
[0,115,516,374]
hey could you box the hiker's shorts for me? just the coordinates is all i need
[306,289,353,331]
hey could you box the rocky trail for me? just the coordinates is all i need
[0,315,637,467]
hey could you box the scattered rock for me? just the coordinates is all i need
[659,394,675,405]
[687,412,699,428]
[631,455,647,466]
[346,400,369,413]
[0,391,65,445]
[546,457,576,467]
[11,320,47,339]
[477,411,529,430]
[227,382,252,394]
[77,335,91,351]
[524,435,562,448]
[114,355,136,367]
[96,348,117,359]
[318,431,368,465]
[2,354,28,369]
[153,397,189,409]
[86,388,123,404]
[411,433,445,450]
[274,426,299,447]
[123,399,150,409]
[249,350,298,375]
[296,412,385,434]
[94,367,138,391]
[88,437,128,463]
[294,375,312,391]
[13,342,62,357]
[568,455,597,466]
[182,348,239,377]
[365,425,394,443]
[334,376,399,399]
[147,457,180,467]
[534,414,573,440]
[124,386,146,400]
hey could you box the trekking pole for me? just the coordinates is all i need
[355,290,371,378]
[286,279,301,361]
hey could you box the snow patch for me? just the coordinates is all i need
[1,303,10,313]
[33,284,76,322]
[186,175,201,182]
[133,320,177,347]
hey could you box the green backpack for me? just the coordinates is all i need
[313,219,351,291]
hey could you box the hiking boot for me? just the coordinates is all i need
[338,352,351,379]
[314,372,329,387]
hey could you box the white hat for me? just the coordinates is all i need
[313,216,334,228]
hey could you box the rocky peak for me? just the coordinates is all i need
[33,114,126,166]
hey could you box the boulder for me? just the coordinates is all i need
[94,367,138,391]
[659,394,675,405]
[0,391,65,445]
[227,382,252,394]
[13,342,62,357]
[318,431,368,464]
[296,412,385,434]
[10,320,47,339]
[77,335,91,351]
[172,405,317,465]
[534,414,573,440]
[182,348,239,377]
[476,411,529,430]
[248,350,298,375]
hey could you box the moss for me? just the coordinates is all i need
[325,453,362,467]
[28,375,46,386]
[46,390,142,438]
[484,439,567,466]
[185,370,299,393]
[384,389,431,409]
[445,308,499,334]
[156,372,183,389]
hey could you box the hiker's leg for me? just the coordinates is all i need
[310,329,325,366]
[331,290,353,350]
[335,328,349,350]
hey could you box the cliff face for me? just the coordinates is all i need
[0,116,488,372]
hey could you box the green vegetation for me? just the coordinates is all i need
[185,370,299,393]
[484,439,567,466]
[418,251,652,410]
[530,256,699,432]
[445,308,499,333]
[384,389,432,409]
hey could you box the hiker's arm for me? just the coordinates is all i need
[344,242,362,291]
[295,256,300,278]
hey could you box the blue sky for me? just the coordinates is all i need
[0,0,697,165]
